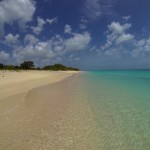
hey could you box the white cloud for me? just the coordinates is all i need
[135,39,146,47]
[24,34,39,45]
[31,17,46,35]
[123,15,131,21]
[83,0,115,20]
[13,41,54,64]
[80,16,88,29]
[108,22,131,35]
[64,32,91,52]
[99,21,150,58]
[4,33,20,45]
[103,22,133,48]
[46,17,58,25]
[100,21,134,56]
[12,31,91,64]
[83,0,102,20]
[31,17,58,35]
[64,24,72,34]
[101,40,112,51]
[0,51,10,62]
[116,33,134,44]
[0,0,35,35]
[104,48,120,56]
[132,38,150,57]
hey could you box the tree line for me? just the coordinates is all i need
[0,61,79,71]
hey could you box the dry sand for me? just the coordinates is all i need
[0,70,77,100]
[0,70,100,150]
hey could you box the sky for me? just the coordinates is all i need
[0,0,150,70]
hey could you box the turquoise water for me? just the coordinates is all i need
[80,70,150,150]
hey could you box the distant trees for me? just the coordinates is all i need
[0,63,4,69]
[20,61,34,70]
[43,64,79,71]
[0,61,34,70]
[0,64,15,70]
[5,65,15,70]
[0,61,79,71]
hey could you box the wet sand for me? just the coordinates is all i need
[0,71,100,150]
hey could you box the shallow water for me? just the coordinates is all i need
[79,70,150,150]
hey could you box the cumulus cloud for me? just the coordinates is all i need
[107,22,132,35]
[64,24,72,34]
[31,17,58,35]
[0,0,35,35]
[46,17,58,25]
[24,34,39,45]
[31,17,46,35]
[98,21,150,58]
[83,0,115,20]
[13,41,54,64]
[0,50,10,62]
[101,22,134,56]
[12,31,91,65]
[64,32,91,52]
[116,33,134,45]
[132,38,150,57]
[4,33,20,45]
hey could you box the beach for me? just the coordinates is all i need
[1,70,150,150]
[0,71,77,149]
[0,70,100,150]
[0,70,77,117]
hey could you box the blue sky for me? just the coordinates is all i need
[0,0,150,70]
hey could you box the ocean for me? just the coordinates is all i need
[75,70,150,149]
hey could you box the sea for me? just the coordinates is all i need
[75,70,150,150]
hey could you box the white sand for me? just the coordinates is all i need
[0,70,77,116]
[0,70,77,99]
[0,70,100,150]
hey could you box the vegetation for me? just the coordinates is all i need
[0,61,79,71]
[20,61,34,70]
[0,64,16,70]
[0,63,4,69]
[43,64,79,71]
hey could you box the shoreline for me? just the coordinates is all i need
[0,71,101,150]
[0,70,79,99]
[0,70,79,120]
[0,71,80,149]
[0,71,100,150]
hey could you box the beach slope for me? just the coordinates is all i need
[0,71,78,149]
[0,70,100,150]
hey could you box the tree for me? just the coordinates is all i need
[43,65,53,70]
[0,63,4,69]
[14,66,20,69]
[43,64,79,71]
[20,61,34,70]
[4,65,15,70]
